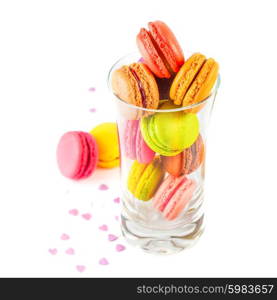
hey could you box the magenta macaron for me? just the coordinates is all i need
[123,120,155,164]
[56,131,98,180]
[153,175,196,220]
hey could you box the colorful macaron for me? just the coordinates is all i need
[153,175,196,220]
[111,62,159,109]
[137,21,184,78]
[162,134,205,176]
[90,123,120,168]
[140,101,199,156]
[170,53,219,107]
[127,157,164,201]
[123,120,155,164]
[56,131,98,180]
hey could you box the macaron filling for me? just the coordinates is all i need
[129,67,147,108]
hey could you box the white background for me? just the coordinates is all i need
[0,0,277,277]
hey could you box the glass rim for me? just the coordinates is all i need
[107,52,221,113]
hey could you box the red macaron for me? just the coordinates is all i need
[56,131,98,180]
[136,20,184,78]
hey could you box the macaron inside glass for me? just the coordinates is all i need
[170,53,219,108]
[153,175,196,221]
[56,131,98,180]
[123,120,155,164]
[140,101,199,156]
[90,123,120,168]
[162,134,205,176]
[111,62,159,109]
[127,157,164,201]
[137,20,184,78]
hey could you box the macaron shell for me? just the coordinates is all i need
[137,28,170,78]
[162,152,182,177]
[90,123,120,169]
[57,132,83,179]
[111,65,143,106]
[164,179,196,220]
[183,58,219,106]
[127,160,147,195]
[129,63,159,109]
[148,21,184,73]
[135,121,155,164]
[134,158,164,201]
[182,134,204,174]
[169,53,206,105]
[140,116,182,156]
[153,175,186,212]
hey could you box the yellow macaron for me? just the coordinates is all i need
[90,123,120,168]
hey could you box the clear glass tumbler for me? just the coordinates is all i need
[108,53,220,254]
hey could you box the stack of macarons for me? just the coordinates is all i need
[56,123,120,180]
[111,20,219,221]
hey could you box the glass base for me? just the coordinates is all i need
[121,214,204,255]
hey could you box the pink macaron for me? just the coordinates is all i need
[153,175,196,220]
[56,131,98,180]
[123,120,155,164]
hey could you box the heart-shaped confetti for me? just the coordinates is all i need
[88,87,96,92]
[113,197,120,204]
[116,244,126,252]
[82,213,92,220]
[60,233,70,240]
[108,234,118,241]
[115,216,119,221]
[69,209,79,216]
[99,224,108,231]
[76,265,86,272]
[89,108,96,113]
[99,184,109,191]
[99,258,109,265]
[48,248,58,255]
[65,248,75,255]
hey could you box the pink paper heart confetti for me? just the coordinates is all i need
[113,197,120,204]
[108,234,118,241]
[65,248,75,255]
[89,108,96,113]
[99,258,109,265]
[48,248,58,255]
[99,224,108,231]
[68,209,79,216]
[76,265,86,272]
[88,87,96,92]
[60,233,70,240]
[81,213,92,220]
[116,244,126,252]
[99,184,109,191]
[115,216,119,221]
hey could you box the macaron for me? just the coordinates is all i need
[56,131,98,180]
[137,21,184,78]
[170,53,219,107]
[90,123,120,168]
[127,157,164,201]
[140,101,199,156]
[153,175,196,220]
[162,134,205,176]
[111,62,159,109]
[123,120,155,164]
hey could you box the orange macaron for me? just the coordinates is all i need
[170,53,219,109]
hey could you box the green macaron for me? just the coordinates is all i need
[140,101,199,156]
